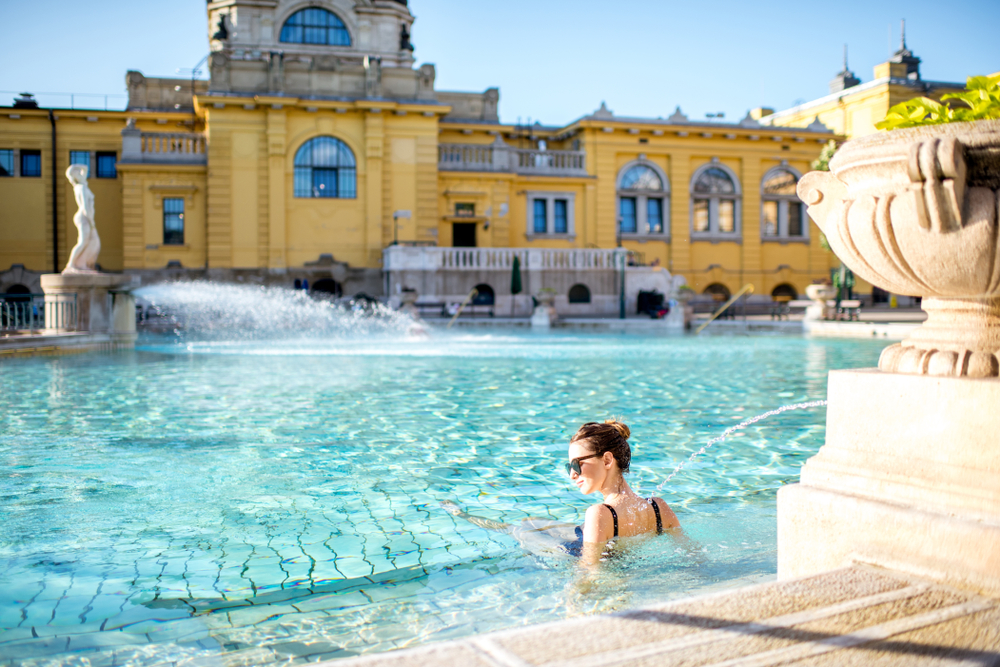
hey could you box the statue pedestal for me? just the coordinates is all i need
[40,273,136,343]
[778,369,1000,595]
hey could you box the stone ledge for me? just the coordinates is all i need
[318,565,1000,667]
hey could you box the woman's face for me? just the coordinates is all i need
[567,440,607,495]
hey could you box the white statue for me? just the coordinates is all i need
[64,164,101,273]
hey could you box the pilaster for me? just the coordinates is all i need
[266,106,287,269]
[365,110,385,266]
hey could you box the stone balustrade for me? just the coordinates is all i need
[121,126,207,165]
[438,139,587,177]
[384,246,624,271]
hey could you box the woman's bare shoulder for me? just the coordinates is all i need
[650,496,681,528]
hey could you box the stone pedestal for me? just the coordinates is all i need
[40,273,136,343]
[778,369,1000,595]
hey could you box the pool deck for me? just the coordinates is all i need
[323,564,1000,667]
[0,331,134,357]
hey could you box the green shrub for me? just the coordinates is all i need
[875,74,1000,130]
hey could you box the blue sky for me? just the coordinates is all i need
[1,0,997,125]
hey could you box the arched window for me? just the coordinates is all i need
[761,167,807,240]
[568,284,591,304]
[294,137,356,199]
[280,8,351,46]
[691,163,741,238]
[472,284,495,306]
[617,163,669,236]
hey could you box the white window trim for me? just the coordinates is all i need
[526,191,576,239]
[760,165,809,244]
[616,159,671,241]
[690,159,742,243]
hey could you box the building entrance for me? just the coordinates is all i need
[452,223,476,247]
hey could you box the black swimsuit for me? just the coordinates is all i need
[602,498,664,537]
[563,498,664,556]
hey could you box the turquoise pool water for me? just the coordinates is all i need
[0,327,886,666]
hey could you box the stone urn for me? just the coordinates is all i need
[532,289,558,328]
[798,119,1000,377]
[804,283,836,321]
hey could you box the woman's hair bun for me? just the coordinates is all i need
[604,418,630,440]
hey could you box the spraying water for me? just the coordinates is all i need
[654,400,828,493]
[134,281,422,341]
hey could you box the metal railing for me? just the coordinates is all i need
[0,293,77,333]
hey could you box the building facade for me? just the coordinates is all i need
[1,2,960,308]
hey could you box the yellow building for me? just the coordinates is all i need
[2,1,957,308]
[759,30,965,140]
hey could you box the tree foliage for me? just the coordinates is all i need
[875,74,1000,130]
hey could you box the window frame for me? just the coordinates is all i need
[279,7,352,46]
[616,160,670,241]
[162,197,185,246]
[69,151,91,176]
[293,136,357,199]
[689,160,742,242]
[0,149,13,177]
[526,192,576,239]
[95,151,117,179]
[20,149,42,178]
[760,165,808,243]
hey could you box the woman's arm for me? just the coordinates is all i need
[577,504,615,567]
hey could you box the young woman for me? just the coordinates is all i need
[567,420,679,561]
[443,418,679,562]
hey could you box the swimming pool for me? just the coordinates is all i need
[0,325,885,665]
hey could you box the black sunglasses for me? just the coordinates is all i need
[565,453,600,476]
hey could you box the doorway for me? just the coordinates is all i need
[453,223,476,247]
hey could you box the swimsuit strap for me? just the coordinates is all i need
[648,498,663,535]
[602,504,619,537]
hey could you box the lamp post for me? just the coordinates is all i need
[392,209,411,245]
[617,217,625,319]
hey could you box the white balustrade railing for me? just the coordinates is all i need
[384,246,624,272]
[140,132,207,163]
[121,128,207,165]
[438,142,587,177]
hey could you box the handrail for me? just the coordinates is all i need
[695,284,754,334]
[446,288,479,329]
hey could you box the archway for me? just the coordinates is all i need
[703,283,731,300]
[310,278,342,298]
[472,284,495,306]
[771,283,797,300]
[568,284,591,304]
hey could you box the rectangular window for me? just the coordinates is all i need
[718,200,735,233]
[70,151,90,172]
[95,152,117,178]
[693,199,710,233]
[620,197,637,233]
[163,198,185,245]
[762,201,779,236]
[553,199,568,234]
[0,150,12,177]
[21,150,41,177]
[455,203,475,217]
[647,198,663,234]
[788,202,803,236]
[533,199,547,233]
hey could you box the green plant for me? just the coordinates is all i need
[875,74,1000,130]
[811,139,838,171]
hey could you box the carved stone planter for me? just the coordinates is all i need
[799,119,1000,377]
